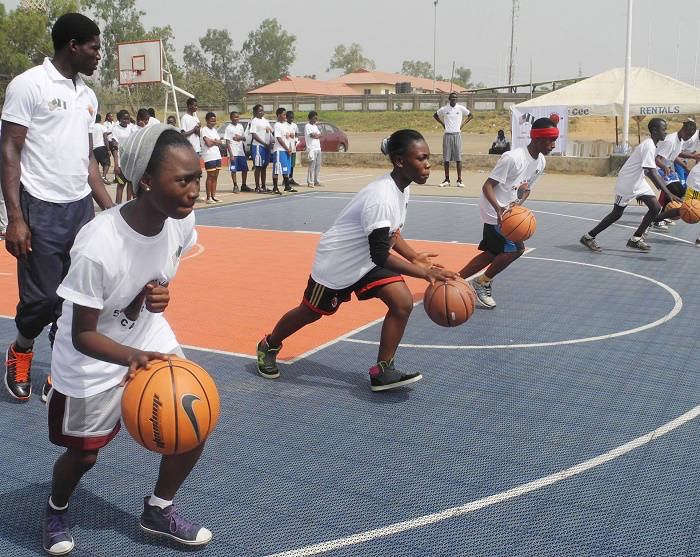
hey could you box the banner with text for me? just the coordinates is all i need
[510,105,568,155]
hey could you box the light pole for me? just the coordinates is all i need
[622,0,633,152]
[433,0,438,94]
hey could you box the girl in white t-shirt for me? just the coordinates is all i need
[200,112,223,203]
[112,109,137,203]
[256,129,459,392]
[43,125,212,552]
[460,117,557,310]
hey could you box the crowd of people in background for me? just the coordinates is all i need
[80,99,326,205]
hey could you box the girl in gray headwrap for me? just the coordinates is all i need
[42,125,213,551]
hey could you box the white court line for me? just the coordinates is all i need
[181,344,256,361]
[266,403,700,557]
[343,256,683,350]
[181,243,205,260]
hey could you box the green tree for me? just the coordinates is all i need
[184,28,245,99]
[452,66,472,88]
[242,18,296,87]
[400,60,432,79]
[327,43,374,74]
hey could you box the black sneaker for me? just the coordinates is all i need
[140,498,212,546]
[695,238,700,248]
[256,336,282,378]
[272,187,282,195]
[626,238,651,251]
[284,186,298,193]
[41,376,52,404]
[289,179,300,186]
[579,234,602,252]
[42,502,74,556]
[369,360,422,392]
[240,185,253,192]
[4,343,33,400]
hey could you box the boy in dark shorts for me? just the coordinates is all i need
[459,117,558,309]
[257,130,459,391]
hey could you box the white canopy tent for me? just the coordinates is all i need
[515,67,700,117]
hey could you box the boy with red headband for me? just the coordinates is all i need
[459,118,558,309]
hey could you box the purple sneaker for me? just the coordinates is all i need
[139,497,212,546]
[42,503,74,555]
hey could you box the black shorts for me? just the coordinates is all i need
[478,223,524,256]
[93,146,109,166]
[303,267,404,315]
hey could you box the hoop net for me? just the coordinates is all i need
[119,69,142,87]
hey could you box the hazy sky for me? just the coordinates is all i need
[5,0,700,87]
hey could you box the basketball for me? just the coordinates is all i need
[500,205,536,242]
[665,199,682,219]
[424,279,477,327]
[679,199,700,224]
[121,357,220,455]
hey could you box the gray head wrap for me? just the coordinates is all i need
[120,123,177,194]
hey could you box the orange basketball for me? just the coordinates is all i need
[500,205,536,242]
[679,199,700,224]
[424,279,476,327]
[665,199,682,219]
[121,357,220,455]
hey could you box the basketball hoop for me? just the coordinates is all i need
[117,40,163,86]
[119,69,142,87]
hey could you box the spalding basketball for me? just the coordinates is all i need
[121,357,220,455]
[664,199,682,220]
[500,205,536,242]
[424,279,477,327]
[679,199,700,224]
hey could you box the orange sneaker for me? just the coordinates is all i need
[4,343,33,400]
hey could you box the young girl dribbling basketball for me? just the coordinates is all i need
[257,129,459,391]
[42,125,211,555]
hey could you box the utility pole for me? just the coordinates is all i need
[507,0,519,92]
[433,0,438,94]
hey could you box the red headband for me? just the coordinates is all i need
[530,127,559,139]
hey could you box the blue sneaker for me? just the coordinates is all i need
[139,497,212,546]
[42,503,74,555]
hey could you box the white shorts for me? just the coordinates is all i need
[614,182,654,207]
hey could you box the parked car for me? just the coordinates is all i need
[217,118,252,158]
[295,121,349,152]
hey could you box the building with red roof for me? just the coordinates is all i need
[329,68,468,95]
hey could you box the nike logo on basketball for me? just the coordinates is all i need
[181,393,202,442]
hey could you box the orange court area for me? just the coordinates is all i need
[0,227,480,361]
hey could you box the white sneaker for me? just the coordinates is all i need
[652,221,668,231]
[695,238,700,247]
[456,179,465,188]
[468,278,496,308]
[664,218,676,226]
[439,179,450,187]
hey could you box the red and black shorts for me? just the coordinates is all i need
[303,267,404,315]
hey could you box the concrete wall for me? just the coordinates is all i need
[299,152,629,177]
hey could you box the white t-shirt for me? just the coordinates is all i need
[111,123,136,145]
[311,173,409,290]
[146,116,160,127]
[437,103,471,134]
[200,126,221,162]
[92,122,106,149]
[305,123,321,151]
[224,123,245,157]
[682,130,699,155]
[1,57,97,203]
[686,163,700,192]
[51,206,197,398]
[181,112,201,153]
[103,120,114,141]
[273,121,290,152]
[250,117,272,147]
[615,138,657,197]
[656,132,684,167]
[288,122,298,151]
[480,147,545,225]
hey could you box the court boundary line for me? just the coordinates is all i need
[342,256,683,350]
[265,403,700,557]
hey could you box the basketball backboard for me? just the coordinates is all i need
[117,39,162,85]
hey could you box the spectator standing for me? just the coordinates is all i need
[286,110,300,186]
[224,111,250,193]
[305,111,322,188]
[200,112,222,203]
[249,104,273,193]
[433,92,473,187]
[180,97,202,200]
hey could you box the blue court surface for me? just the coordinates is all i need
[1,192,699,556]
